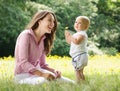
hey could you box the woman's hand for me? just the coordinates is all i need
[42,73,56,81]
[31,70,56,81]
[53,70,61,78]
[41,67,61,79]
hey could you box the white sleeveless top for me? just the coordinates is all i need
[69,30,88,58]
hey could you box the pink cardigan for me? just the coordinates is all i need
[14,29,48,75]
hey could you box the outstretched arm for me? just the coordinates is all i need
[65,30,84,45]
[65,30,71,44]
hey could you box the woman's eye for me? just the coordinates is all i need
[49,19,54,23]
[49,19,53,22]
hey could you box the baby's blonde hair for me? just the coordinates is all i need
[77,16,90,30]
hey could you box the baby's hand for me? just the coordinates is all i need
[65,30,70,37]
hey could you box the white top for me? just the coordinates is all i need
[69,30,88,58]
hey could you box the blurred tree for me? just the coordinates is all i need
[0,0,29,57]
[0,0,119,57]
[91,0,120,52]
[0,1,54,57]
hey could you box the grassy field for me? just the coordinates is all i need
[0,54,120,91]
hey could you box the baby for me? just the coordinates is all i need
[65,16,90,83]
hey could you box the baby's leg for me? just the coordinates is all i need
[76,70,81,83]
[79,68,85,80]
[75,68,85,83]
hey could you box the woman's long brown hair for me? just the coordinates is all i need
[25,10,57,55]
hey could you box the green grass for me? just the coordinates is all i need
[0,55,120,91]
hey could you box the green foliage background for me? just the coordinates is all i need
[0,0,120,57]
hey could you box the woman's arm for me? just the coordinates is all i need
[30,70,56,81]
[43,66,61,78]
[40,53,61,78]
[15,32,37,73]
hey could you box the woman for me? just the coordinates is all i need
[14,10,74,85]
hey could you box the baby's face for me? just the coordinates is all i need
[74,17,87,31]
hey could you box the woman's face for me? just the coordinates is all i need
[39,13,55,34]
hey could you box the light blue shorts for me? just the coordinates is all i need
[72,53,88,70]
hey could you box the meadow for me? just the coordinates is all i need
[0,54,120,91]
